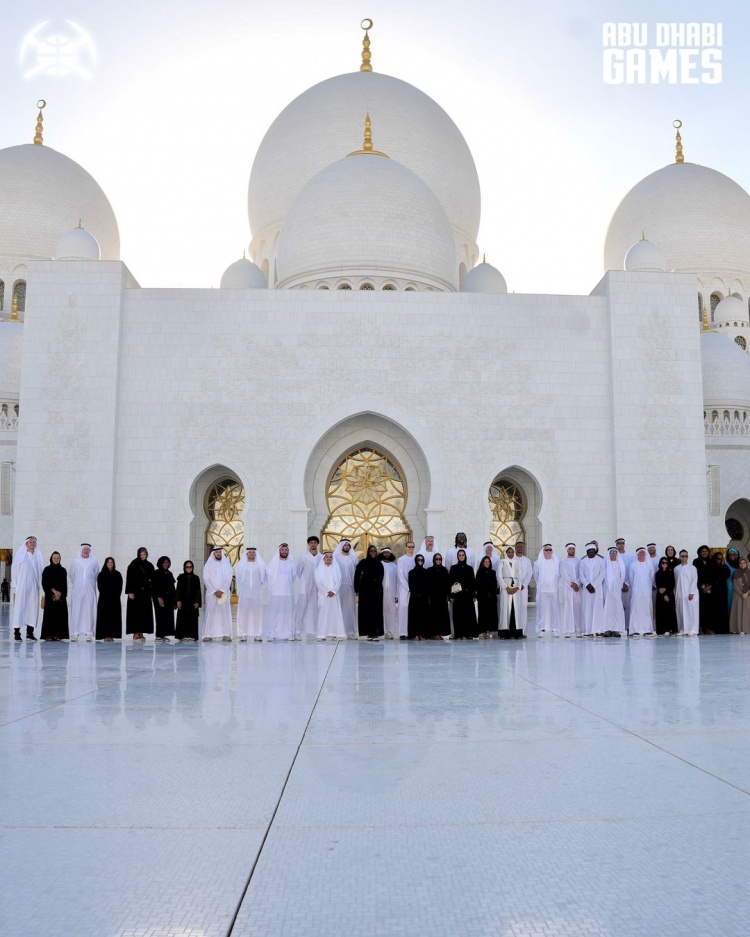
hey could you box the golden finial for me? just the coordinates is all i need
[77,218,83,229]
[360,19,373,71]
[482,253,486,264]
[673,119,684,163]
[10,293,19,321]
[701,306,712,332]
[347,113,388,158]
[640,231,646,241]
[33,99,46,145]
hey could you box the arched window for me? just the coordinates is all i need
[710,292,722,320]
[337,283,352,290]
[735,335,747,351]
[697,293,703,321]
[321,446,411,556]
[488,477,526,550]
[359,283,374,290]
[0,280,4,312]
[204,477,245,567]
[12,281,26,313]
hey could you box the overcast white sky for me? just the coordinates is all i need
[0,0,744,293]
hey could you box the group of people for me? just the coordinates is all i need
[7,533,750,644]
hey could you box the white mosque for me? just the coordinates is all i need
[1,22,750,578]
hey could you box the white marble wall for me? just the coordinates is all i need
[13,263,710,567]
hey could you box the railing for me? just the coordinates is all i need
[704,408,750,437]
[0,402,19,432]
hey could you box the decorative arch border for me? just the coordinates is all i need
[290,401,444,517]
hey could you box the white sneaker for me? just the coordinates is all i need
[385,632,394,640]
[70,636,78,642]
[239,636,248,642]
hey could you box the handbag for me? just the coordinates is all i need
[40,595,45,609]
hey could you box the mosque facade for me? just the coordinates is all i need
[1,26,750,575]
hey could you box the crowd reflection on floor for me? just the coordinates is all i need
[1,605,749,937]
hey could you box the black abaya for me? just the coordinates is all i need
[475,565,499,633]
[449,562,478,638]
[426,564,451,636]
[175,572,202,640]
[152,566,176,637]
[41,562,69,640]
[125,556,155,635]
[407,565,430,638]
[654,566,677,635]
[354,557,384,637]
[96,568,123,639]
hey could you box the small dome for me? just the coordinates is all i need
[220,257,266,289]
[56,224,101,261]
[713,295,748,325]
[701,330,750,409]
[0,144,119,261]
[248,71,480,250]
[0,318,23,398]
[461,261,507,293]
[624,236,666,272]
[605,162,750,277]
[276,151,457,291]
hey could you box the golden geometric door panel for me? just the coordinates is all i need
[204,477,245,567]
[321,447,411,557]
[489,477,526,551]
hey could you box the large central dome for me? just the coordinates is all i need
[248,70,480,280]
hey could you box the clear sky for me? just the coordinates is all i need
[0,0,745,294]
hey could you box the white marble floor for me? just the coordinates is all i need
[1,605,749,936]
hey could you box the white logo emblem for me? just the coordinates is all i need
[20,20,96,80]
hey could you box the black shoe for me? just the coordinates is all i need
[14,628,22,642]
[26,627,37,641]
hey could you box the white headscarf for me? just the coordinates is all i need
[333,539,357,561]
[11,537,44,582]
[605,548,624,591]
[418,537,441,567]
[74,543,98,565]
[266,543,296,583]
[236,546,266,580]
[203,547,234,582]
[534,545,559,590]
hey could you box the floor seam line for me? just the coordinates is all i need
[224,644,339,937]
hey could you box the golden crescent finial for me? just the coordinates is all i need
[360,18,373,72]
[33,99,46,146]
[673,119,684,163]
[347,113,388,158]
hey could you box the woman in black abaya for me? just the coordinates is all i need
[475,555,499,638]
[41,552,68,641]
[426,553,451,639]
[354,545,384,641]
[175,560,202,641]
[654,557,677,636]
[96,557,123,641]
[407,554,430,640]
[152,556,176,642]
[449,549,478,639]
[125,547,155,641]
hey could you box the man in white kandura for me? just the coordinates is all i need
[674,549,699,636]
[514,541,533,634]
[418,535,440,569]
[615,538,635,630]
[295,536,321,641]
[202,546,234,642]
[314,551,347,640]
[602,547,626,637]
[628,547,655,637]
[333,539,358,638]
[533,544,560,636]
[381,547,398,639]
[396,541,416,640]
[70,543,99,641]
[559,543,581,637]
[265,543,297,641]
[11,536,43,642]
[235,546,266,642]
[578,542,605,637]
